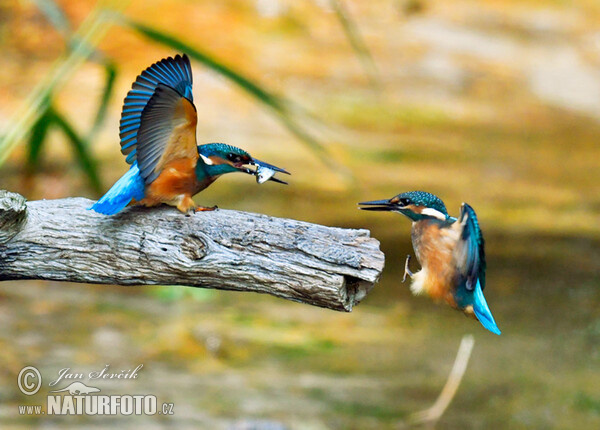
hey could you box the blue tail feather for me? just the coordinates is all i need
[89,164,145,215]
[472,280,501,335]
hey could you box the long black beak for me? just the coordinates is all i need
[266,176,289,185]
[358,199,398,211]
[252,159,290,175]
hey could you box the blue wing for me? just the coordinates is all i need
[119,54,193,165]
[457,203,486,291]
[454,203,500,335]
[136,84,198,184]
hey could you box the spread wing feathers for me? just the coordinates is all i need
[453,203,486,291]
[136,84,198,184]
[119,54,193,165]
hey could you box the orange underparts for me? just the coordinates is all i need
[431,281,477,320]
[138,158,213,213]
[413,220,459,309]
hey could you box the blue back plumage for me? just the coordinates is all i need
[472,280,501,335]
[90,163,145,215]
[119,54,193,165]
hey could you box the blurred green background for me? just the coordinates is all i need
[1,0,599,428]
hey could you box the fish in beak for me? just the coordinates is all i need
[248,159,290,185]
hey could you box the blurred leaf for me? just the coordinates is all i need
[49,108,102,193]
[25,96,103,193]
[30,0,72,38]
[120,17,347,174]
[33,0,119,140]
[277,113,351,176]
[33,0,120,190]
[122,19,287,111]
[87,61,118,142]
[34,0,120,70]
[26,104,53,174]
[0,1,126,167]
[329,0,380,88]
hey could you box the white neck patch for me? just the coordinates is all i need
[199,153,214,165]
[421,207,447,220]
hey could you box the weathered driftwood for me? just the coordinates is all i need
[0,190,384,311]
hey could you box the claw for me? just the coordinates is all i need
[195,205,218,212]
[402,254,414,283]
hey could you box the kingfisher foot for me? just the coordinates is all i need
[176,196,197,214]
[195,205,218,212]
[402,255,414,283]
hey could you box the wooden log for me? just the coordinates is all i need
[0,190,384,311]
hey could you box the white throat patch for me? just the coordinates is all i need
[421,207,447,220]
[199,153,214,165]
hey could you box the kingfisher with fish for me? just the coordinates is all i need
[91,54,289,215]
[359,191,501,335]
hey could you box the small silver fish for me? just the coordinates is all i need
[256,164,277,184]
[251,159,290,185]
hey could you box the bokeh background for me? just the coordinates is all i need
[1,0,599,428]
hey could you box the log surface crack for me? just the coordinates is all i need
[0,191,385,311]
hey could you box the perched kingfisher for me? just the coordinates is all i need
[359,191,501,335]
[91,54,289,215]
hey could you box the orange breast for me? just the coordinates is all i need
[411,220,460,308]
[140,157,201,206]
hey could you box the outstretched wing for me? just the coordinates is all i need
[136,84,198,184]
[453,203,486,291]
[119,54,193,164]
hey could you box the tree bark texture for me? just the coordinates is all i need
[0,190,384,311]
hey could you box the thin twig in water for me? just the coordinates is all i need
[406,334,475,428]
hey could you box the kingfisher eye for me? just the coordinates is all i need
[399,198,412,206]
[227,153,242,163]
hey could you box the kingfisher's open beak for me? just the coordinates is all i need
[358,198,398,211]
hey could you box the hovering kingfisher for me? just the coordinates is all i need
[91,54,289,215]
[359,191,501,335]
